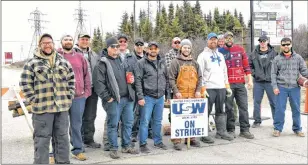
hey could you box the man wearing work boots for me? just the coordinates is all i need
[20,33,75,164]
[271,37,308,137]
[135,42,171,153]
[218,32,254,139]
[168,39,202,150]
[73,33,101,149]
[249,35,277,128]
[93,37,139,159]
[58,34,92,161]
[197,33,234,143]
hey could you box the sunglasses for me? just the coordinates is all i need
[259,40,267,43]
[174,41,180,44]
[110,44,120,49]
[135,43,144,47]
[281,43,291,47]
[119,40,127,43]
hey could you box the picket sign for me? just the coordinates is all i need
[1,86,34,133]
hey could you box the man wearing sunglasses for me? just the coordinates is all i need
[165,37,182,69]
[118,34,130,62]
[135,42,171,153]
[218,31,254,139]
[73,33,101,149]
[93,37,139,159]
[131,38,154,144]
[271,37,308,137]
[248,35,277,128]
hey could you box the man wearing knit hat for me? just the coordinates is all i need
[168,39,202,150]
[57,34,91,161]
[197,32,234,143]
[20,33,75,164]
[218,31,254,139]
[93,37,139,159]
[73,33,102,148]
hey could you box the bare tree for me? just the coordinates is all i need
[293,24,308,59]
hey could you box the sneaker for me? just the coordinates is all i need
[252,123,261,128]
[185,140,201,147]
[295,131,305,137]
[173,143,182,150]
[72,153,87,161]
[154,142,167,150]
[228,131,236,138]
[200,136,215,144]
[121,146,139,154]
[109,150,120,159]
[140,144,150,153]
[239,132,255,139]
[84,142,101,148]
[103,142,111,151]
[131,136,137,143]
[272,130,280,137]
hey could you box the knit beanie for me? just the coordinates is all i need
[180,39,192,48]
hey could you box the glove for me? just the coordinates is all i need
[201,86,209,98]
[226,88,232,97]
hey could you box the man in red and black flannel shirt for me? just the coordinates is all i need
[218,32,254,139]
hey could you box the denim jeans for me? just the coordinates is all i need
[103,97,134,150]
[274,86,302,132]
[69,97,86,155]
[253,81,276,124]
[139,96,164,145]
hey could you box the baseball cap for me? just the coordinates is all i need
[224,31,234,38]
[148,42,159,48]
[78,33,91,38]
[207,32,218,40]
[172,37,181,42]
[135,38,144,45]
[117,34,128,41]
[39,33,53,43]
[258,35,269,41]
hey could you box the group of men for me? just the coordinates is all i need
[19,30,307,163]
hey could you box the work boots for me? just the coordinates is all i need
[215,114,234,141]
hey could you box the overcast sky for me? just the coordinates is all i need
[2,1,307,62]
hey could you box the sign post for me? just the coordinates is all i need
[170,98,208,149]
[251,0,293,48]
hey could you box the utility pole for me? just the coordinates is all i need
[133,0,136,41]
[27,7,48,59]
[74,1,88,42]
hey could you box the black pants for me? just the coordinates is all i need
[207,89,226,116]
[225,83,250,132]
[82,87,98,143]
[33,112,70,164]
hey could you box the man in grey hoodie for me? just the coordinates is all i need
[73,33,101,149]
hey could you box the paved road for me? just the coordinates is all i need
[1,67,307,164]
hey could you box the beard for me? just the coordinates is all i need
[283,49,291,53]
[226,42,233,48]
[42,49,54,56]
[63,45,73,51]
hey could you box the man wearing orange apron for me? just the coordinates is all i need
[168,39,202,150]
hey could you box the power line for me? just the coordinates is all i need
[74,1,88,42]
[27,7,49,59]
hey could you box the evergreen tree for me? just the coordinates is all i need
[239,12,245,27]
[175,4,184,29]
[119,12,131,36]
[168,2,174,25]
[234,9,238,19]
[193,0,202,16]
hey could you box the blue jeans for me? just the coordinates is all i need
[139,96,164,145]
[104,97,134,150]
[69,97,86,155]
[274,86,302,132]
[253,81,276,124]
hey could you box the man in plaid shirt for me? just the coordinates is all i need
[165,37,181,69]
[20,33,75,164]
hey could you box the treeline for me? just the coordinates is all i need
[91,0,246,52]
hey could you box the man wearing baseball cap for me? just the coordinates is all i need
[20,33,75,164]
[248,35,277,128]
[73,33,102,149]
[165,37,181,69]
[218,31,254,139]
[197,33,234,143]
[135,41,171,153]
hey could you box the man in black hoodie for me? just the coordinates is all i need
[93,37,138,159]
[248,35,278,128]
